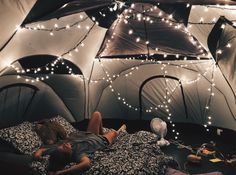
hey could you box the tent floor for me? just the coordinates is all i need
[74,119,236,175]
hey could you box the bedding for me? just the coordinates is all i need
[0,117,177,175]
[50,115,77,136]
[0,121,42,155]
[0,116,76,152]
[31,130,177,175]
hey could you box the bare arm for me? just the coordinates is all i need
[34,148,46,160]
[48,155,91,175]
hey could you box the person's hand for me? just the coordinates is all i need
[32,154,43,161]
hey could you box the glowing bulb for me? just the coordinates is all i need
[226,43,231,48]
[221,24,225,29]
[128,29,133,34]
[217,49,222,54]
[137,13,142,18]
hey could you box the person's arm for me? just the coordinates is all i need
[48,155,91,175]
[34,147,56,160]
[34,148,46,160]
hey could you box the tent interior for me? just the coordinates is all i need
[0,0,236,174]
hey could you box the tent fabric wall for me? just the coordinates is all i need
[207,16,236,103]
[98,3,207,58]
[188,5,236,50]
[0,1,236,131]
[0,12,107,78]
[0,0,36,49]
[217,23,236,97]
[89,59,236,130]
[1,67,86,122]
[0,75,75,128]
[42,75,86,121]
[0,82,38,128]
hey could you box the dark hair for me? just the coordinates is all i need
[48,148,72,171]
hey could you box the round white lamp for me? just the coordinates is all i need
[150,118,170,146]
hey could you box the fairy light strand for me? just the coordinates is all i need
[97,59,216,140]
[203,64,216,132]
[22,16,89,32]
[101,4,207,58]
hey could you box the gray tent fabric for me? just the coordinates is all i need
[207,16,236,101]
[90,59,236,130]
[0,75,75,128]
[23,0,114,24]
[0,0,36,49]
[0,1,236,131]
[98,3,207,58]
[215,21,236,99]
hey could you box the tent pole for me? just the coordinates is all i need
[0,30,17,52]
[142,5,150,58]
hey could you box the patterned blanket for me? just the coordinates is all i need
[31,131,176,175]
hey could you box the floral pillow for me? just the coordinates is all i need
[50,115,77,136]
[0,121,42,155]
[31,155,50,175]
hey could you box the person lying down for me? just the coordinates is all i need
[34,111,126,175]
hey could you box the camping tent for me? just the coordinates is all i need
[0,0,236,134]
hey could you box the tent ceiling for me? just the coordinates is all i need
[97,3,208,59]
[127,0,236,5]
[22,0,236,25]
[23,0,114,24]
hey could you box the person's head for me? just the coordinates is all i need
[35,121,57,145]
[35,120,67,145]
[48,143,73,171]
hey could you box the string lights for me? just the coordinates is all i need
[100,3,208,58]
[188,5,236,25]
[11,2,119,81]
[6,2,235,138]
[203,63,216,132]
[96,57,218,140]
[10,11,98,83]
[23,16,90,36]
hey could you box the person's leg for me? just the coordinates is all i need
[103,124,127,145]
[87,111,104,135]
[103,130,118,145]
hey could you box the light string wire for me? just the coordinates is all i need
[22,16,90,32]
[10,21,97,82]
